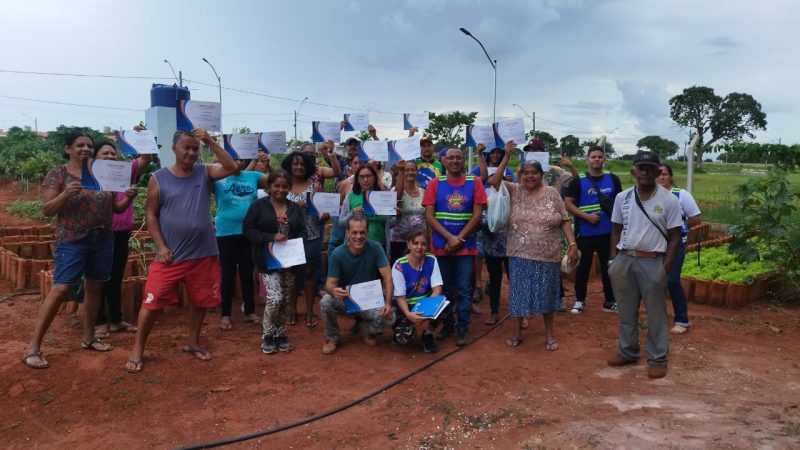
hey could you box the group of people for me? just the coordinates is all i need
[21,124,701,380]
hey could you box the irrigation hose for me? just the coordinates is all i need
[177,289,605,449]
[0,289,39,304]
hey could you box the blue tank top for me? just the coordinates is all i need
[432,176,476,250]
[394,253,436,306]
[576,172,614,237]
[153,164,218,262]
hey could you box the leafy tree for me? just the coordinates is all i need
[636,135,679,159]
[427,111,478,150]
[0,127,45,177]
[669,86,767,166]
[235,126,252,134]
[559,134,582,157]
[355,131,372,142]
[715,142,800,169]
[580,139,615,156]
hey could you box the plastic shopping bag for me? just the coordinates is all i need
[486,182,510,232]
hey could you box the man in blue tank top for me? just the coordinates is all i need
[125,128,238,373]
[565,146,622,315]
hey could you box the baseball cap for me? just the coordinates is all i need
[633,150,661,168]
[420,136,433,145]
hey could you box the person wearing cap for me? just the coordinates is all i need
[322,137,360,191]
[606,151,682,379]
[408,127,442,189]
[564,145,622,315]
[423,148,487,346]
[472,144,515,324]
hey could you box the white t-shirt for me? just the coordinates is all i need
[391,257,443,298]
[612,185,683,253]
[675,187,701,218]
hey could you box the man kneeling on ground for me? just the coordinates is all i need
[320,214,393,354]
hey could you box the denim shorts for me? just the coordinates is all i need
[53,228,114,285]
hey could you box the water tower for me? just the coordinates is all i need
[145,84,191,167]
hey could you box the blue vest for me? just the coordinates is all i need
[671,188,689,239]
[576,172,614,237]
[393,254,436,306]
[432,176,476,250]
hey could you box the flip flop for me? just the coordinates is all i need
[94,325,110,339]
[81,337,113,352]
[124,358,143,373]
[110,322,137,333]
[182,345,212,361]
[21,350,49,369]
[287,312,298,326]
[545,340,559,351]
[484,315,498,326]
[671,325,689,335]
[306,314,318,328]
[506,337,522,347]
[219,318,233,330]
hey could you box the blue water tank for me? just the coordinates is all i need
[150,84,191,108]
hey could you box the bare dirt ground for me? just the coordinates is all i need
[1,181,799,449]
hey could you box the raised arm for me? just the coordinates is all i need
[113,187,138,213]
[475,143,488,183]
[193,128,237,180]
[487,141,514,189]
[317,140,341,179]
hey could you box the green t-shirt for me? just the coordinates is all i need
[328,240,389,287]
[347,191,387,245]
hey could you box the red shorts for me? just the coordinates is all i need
[142,256,221,310]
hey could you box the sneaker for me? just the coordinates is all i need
[322,339,338,355]
[570,301,585,315]
[363,334,378,346]
[455,332,469,347]
[421,332,438,353]
[602,303,619,314]
[607,354,638,367]
[435,325,454,341]
[647,364,668,379]
[261,336,277,354]
[275,336,293,352]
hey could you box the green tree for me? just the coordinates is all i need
[427,111,478,150]
[0,127,45,177]
[669,86,767,166]
[235,126,252,134]
[559,134,582,157]
[636,135,679,159]
[579,139,615,157]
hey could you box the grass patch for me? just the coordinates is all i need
[6,200,50,222]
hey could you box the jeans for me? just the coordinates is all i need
[437,255,474,334]
[667,242,689,327]
[575,234,615,305]
[485,256,508,315]
[320,294,386,341]
[217,235,255,316]
[98,230,131,325]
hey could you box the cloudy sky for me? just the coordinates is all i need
[0,0,796,154]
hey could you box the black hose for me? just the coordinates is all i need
[177,314,511,449]
[0,289,39,304]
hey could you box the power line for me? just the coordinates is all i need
[0,69,172,80]
[0,94,141,112]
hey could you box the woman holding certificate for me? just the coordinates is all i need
[390,161,426,262]
[92,139,152,338]
[22,132,137,369]
[281,144,340,328]
[486,141,579,351]
[242,170,306,354]
[338,165,387,247]
[392,230,443,353]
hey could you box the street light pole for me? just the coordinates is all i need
[294,96,309,144]
[460,27,497,171]
[163,59,180,86]
[22,113,37,134]
[512,103,535,134]
[202,58,222,106]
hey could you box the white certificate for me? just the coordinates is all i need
[524,151,550,171]
[306,192,340,216]
[487,167,498,176]
[403,112,430,130]
[360,140,389,161]
[465,125,497,148]
[115,130,158,157]
[81,159,132,192]
[390,137,421,161]
[343,112,369,132]
[223,133,259,160]
[365,191,397,216]
[265,238,306,270]
[493,118,526,147]
[345,279,385,313]
[258,131,287,153]
[177,100,221,132]
[312,121,341,143]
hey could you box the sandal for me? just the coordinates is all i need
[306,313,318,328]
[21,350,49,369]
[545,340,559,351]
[124,358,143,373]
[81,336,113,352]
[484,315,499,326]
[219,317,233,331]
[94,324,110,339]
[245,314,260,324]
[671,325,689,335]
[182,345,212,361]
[506,337,522,347]
[110,321,137,333]
[287,312,298,326]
